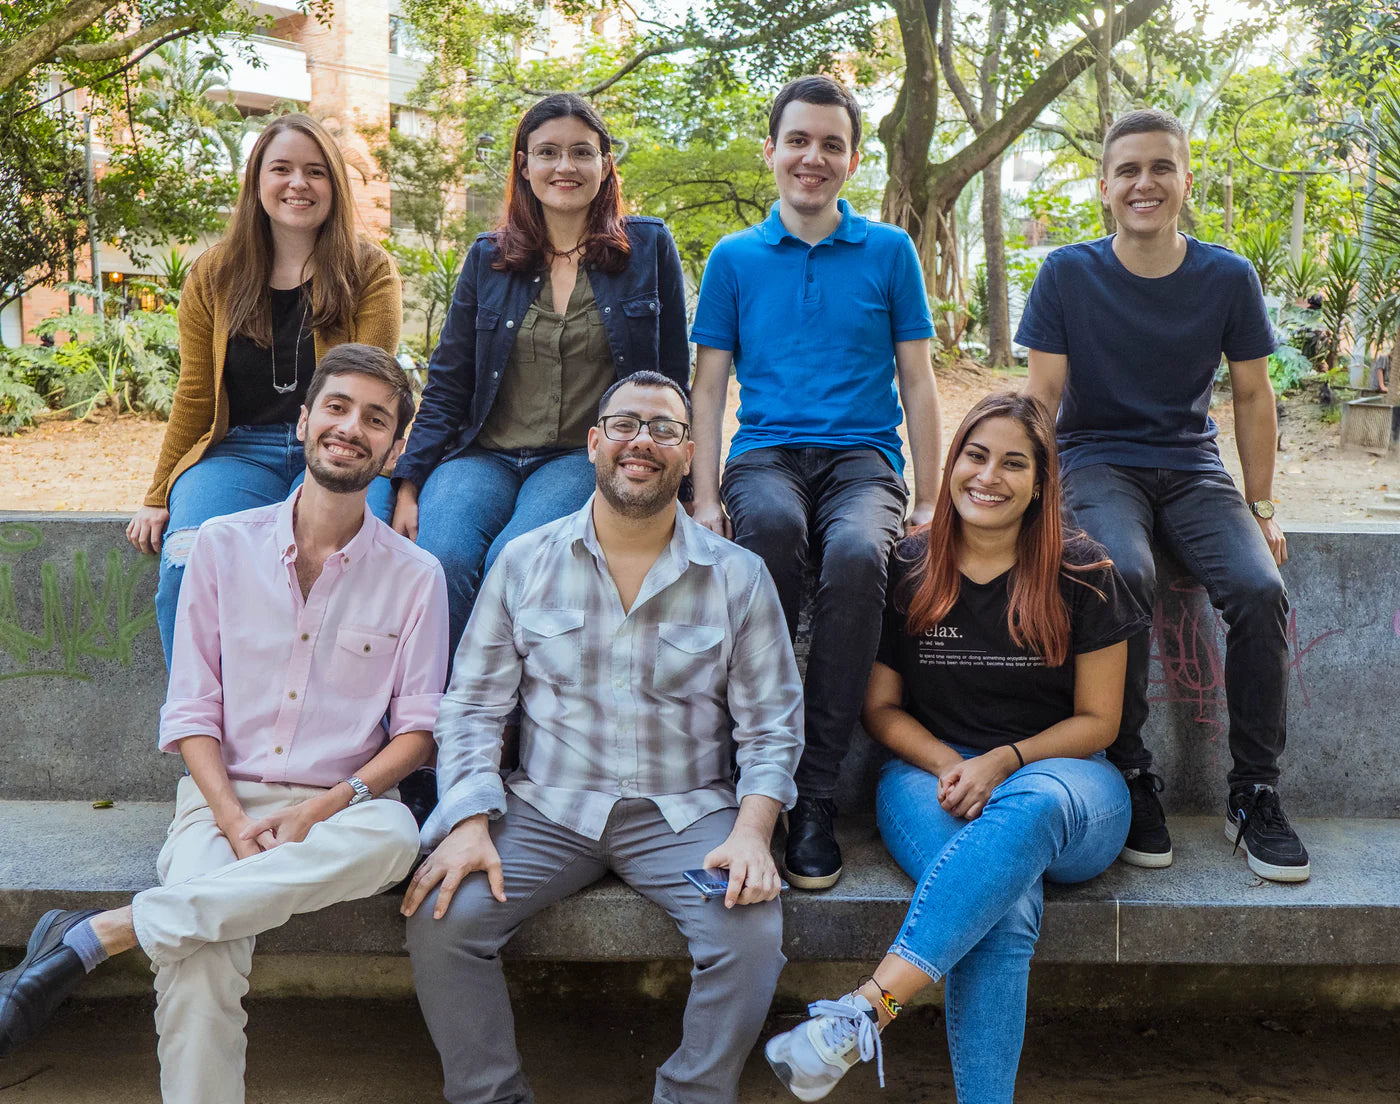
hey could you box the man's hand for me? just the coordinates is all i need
[392,482,420,541]
[690,496,732,539]
[239,796,336,851]
[216,809,269,862]
[1257,515,1287,566]
[401,814,505,920]
[937,747,1017,820]
[905,500,935,533]
[127,506,169,554]
[701,825,782,908]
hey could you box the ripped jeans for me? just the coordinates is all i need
[154,424,394,667]
[876,751,1130,1104]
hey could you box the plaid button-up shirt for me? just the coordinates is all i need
[423,497,803,846]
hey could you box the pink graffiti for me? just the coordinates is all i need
[1146,579,1343,726]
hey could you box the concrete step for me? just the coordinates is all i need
[3,801,1397,967]
[1384,494,1400,503]
[1367,503,1400,517]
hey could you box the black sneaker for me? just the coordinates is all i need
[1226,786,1311,883]
[783,796,843,890]
[1119,770,1173,868]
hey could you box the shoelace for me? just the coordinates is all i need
[1231,788,1288,853]
[808,998,884,1088]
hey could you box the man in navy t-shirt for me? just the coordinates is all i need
[1019,108,1309,883]
[690,75,943,890]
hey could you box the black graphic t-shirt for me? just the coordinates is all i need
[876,534,1150,753]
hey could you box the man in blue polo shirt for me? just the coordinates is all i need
[1020,108,1309,883]
[690,75,943,890]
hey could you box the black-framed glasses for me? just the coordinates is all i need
[598,415,690,446]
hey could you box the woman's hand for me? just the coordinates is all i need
[393,482,420,541]
[127,506,169,555]
[938,747,1018,820]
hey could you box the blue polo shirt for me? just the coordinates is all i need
[691,200,934,475]
[1015,235,1276,474]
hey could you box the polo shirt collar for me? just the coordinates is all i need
[275,485,378,565]
[760,198,868,246]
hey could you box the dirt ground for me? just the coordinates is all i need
[0,998,1396,1102]
[1,364,1397,523]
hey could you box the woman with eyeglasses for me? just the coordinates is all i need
[393,93,690,653]
[125,113,401,667]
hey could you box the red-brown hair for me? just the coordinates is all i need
[493,93,630,275]
[901,391,1110,667]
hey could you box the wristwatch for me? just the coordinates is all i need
[1248,499,1276,520]
[345,776,373,805]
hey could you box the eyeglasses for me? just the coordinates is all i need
[598,415,689,446]
[527,143,603,165]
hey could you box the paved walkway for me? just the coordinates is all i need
[1,998,1396,1102]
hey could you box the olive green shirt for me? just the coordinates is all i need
[476,273,615,451]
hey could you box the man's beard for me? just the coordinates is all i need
[595,450,683,519]
[304,433,389,494]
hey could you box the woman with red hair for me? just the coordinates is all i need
[392,94,689,653]
[766,392,1145,1104]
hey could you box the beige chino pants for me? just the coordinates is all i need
[130,775,420,1104]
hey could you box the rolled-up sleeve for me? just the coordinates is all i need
[158,527,224,750]
[388,563,449,737]
[727,564,803,810]
[421,557,523,848]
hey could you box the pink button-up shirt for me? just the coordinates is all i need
[159,490,449,787]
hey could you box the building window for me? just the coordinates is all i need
[389,14,403,55]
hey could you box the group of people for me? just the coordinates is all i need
[0,74,1308,1104]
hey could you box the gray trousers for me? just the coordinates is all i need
[406,794,786,1104]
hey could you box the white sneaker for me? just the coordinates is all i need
[764,992,884,1101]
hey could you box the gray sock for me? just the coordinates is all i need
[61,919,110,974]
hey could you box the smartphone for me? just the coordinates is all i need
[683,868,790,898]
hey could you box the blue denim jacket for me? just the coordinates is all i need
[394,216,690,488]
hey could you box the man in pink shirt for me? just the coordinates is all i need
[0,345,449,1104]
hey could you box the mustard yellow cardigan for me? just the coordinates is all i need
[143,241,402,508]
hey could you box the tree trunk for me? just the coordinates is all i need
[1389,323,1400,405]
[0,0,124,92]
[982,156,1011,366]
[1097,2,1117,233]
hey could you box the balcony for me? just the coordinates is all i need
[214,33,312,111]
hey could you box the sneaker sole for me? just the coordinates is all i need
[1222,818,1311,883]
[763,1038,830,1103]
[1118,844,1173,869]
[781,866,842,891]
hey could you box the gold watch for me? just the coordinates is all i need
[1248,499,1276,520]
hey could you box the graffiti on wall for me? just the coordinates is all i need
[0,522,156,682]
[1147,578,1343,732]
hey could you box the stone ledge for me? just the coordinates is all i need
[3,801,1398,966]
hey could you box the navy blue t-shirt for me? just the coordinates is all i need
[1014,236,1275,474]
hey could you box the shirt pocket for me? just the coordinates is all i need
[620,292,661,369]
[585,307,610,363]
[654,622,725,695]
[327,626,399,698]
[476,306,502,331]
[518,608,586,686]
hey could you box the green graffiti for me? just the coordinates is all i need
[0,523,156,682]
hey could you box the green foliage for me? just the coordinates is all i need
[1006,253,1043,298]
[1358,252,1400,358]
[1319,238,1363,369]
[1279,252,1323,305]
[1236,223,1286,296]
[388,245,465,357]
[966,264,990,341]
[1268,343,1314,397]
[0,350,48,434]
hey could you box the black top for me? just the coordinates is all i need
[876,534,1150,753]
[224,284,315,427]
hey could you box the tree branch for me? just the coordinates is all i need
[17,26,205,116]
[521,0,870,96]
[55,14,201,64]
[1030,121,1096,158]
[0,0,124,91]
[939,0,982,131]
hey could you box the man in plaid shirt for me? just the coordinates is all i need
[403,371,804,1104]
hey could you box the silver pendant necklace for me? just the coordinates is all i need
[271,295,310,396]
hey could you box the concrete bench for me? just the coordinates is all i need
[3,515,1400,972]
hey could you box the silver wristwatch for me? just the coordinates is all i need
[1248,499,1276,520]
[345,776,373,805]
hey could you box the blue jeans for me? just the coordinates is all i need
[154,423,394,667]
[876,752,1130,1104]
[1062,464,1289,787]
[415,446,597,655]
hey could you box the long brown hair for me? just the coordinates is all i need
[901,391,1110,667]
[494,94,630,275]
[218,113,369,345]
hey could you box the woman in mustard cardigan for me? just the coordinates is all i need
[126,113,401,666]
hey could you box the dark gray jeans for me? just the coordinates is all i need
[406,795,785,1104]
[1062,464,1289,789]
[722,446,907,799]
